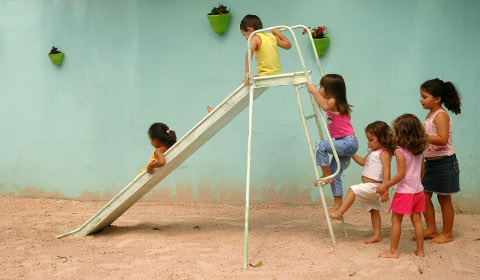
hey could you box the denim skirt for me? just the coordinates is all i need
[422,154,460,194]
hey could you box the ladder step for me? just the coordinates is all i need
[304,113,316,120]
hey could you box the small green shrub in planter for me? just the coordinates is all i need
[302,26,329,56]
[48,46,64,65]
[207,4,230,34]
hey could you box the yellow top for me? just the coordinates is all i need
[138,147,167,176]
[254,33,281,76]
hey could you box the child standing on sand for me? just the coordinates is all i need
[376,114,428,258]
[420,78,462,244]
[330,121,395,244]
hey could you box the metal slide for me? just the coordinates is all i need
[57,71,311,239]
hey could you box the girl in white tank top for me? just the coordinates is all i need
[329,121,395,244]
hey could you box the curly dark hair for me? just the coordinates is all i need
[365,121,396,155]
[148,123,177,148]
[421,78,461,115]
[392,114,428,156]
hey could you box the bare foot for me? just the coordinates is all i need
[378,250,398,258]
[424,230,438,239]
[329,211,343,221]
[322,177,334,185]
[314,179,333,187]
[364,236,383,244]
[207,106,214,113]
[314,179,332,187]
[431,233,453,244]
[415,249,425,257]
[328,207,340,213]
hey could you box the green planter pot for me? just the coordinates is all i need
[48,52,64,65]
[313,37,329,55]
[206,13,230,34]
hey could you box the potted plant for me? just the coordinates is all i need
[48,46,64,65]
[206,4,230,34]
[302,26,329,55]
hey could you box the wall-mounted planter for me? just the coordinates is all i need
[206,13,230,34]
[313,37,329,56]
[48,52,64,65]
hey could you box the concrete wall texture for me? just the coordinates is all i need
[1,0,479,212]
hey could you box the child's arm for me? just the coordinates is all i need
[272,29,292,50]
[421,156,425,179]
[427,112,450,145]
[379,151,392,202]
[146,148,166,174]
[307,82,336,112]
[352,153,367,166]
[376,150,405,195]
[243,35,261,85]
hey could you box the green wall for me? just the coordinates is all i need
[1,0,479,212]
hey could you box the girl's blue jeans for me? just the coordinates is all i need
[315,135,359,196]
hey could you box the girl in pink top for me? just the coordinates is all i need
[307,74,358,211]
[420,78,462,244]
[376,114,428,258]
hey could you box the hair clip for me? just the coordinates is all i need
[166,130,170,134]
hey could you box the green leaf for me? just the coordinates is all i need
[250,261,262,268]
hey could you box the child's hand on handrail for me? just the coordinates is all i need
[243,73,250,86]
[298,82,319,90]
[307,82,319,94]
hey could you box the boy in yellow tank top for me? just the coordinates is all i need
[240,14,292,85]
[207,15,291,112]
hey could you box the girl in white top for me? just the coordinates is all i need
[330,121,395,244]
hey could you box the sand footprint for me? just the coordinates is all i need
[196,260,216,271]
[220,221,243,227]
[145,248,171,256]
[52,266,81,276]
[115,238,138,248]
[446,246,475,273]
[213,216,238,221]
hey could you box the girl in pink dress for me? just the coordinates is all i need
[376,114,428,258]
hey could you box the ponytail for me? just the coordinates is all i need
[165,130,177,148]
[443,82,462,115]
[421,78,462,115]
[148,123,177,149]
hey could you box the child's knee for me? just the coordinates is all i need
[316,141,331,154]
[410,212,421,222]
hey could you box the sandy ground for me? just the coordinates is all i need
[1,196,480,279]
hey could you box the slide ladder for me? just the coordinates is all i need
[242,25,348,268]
